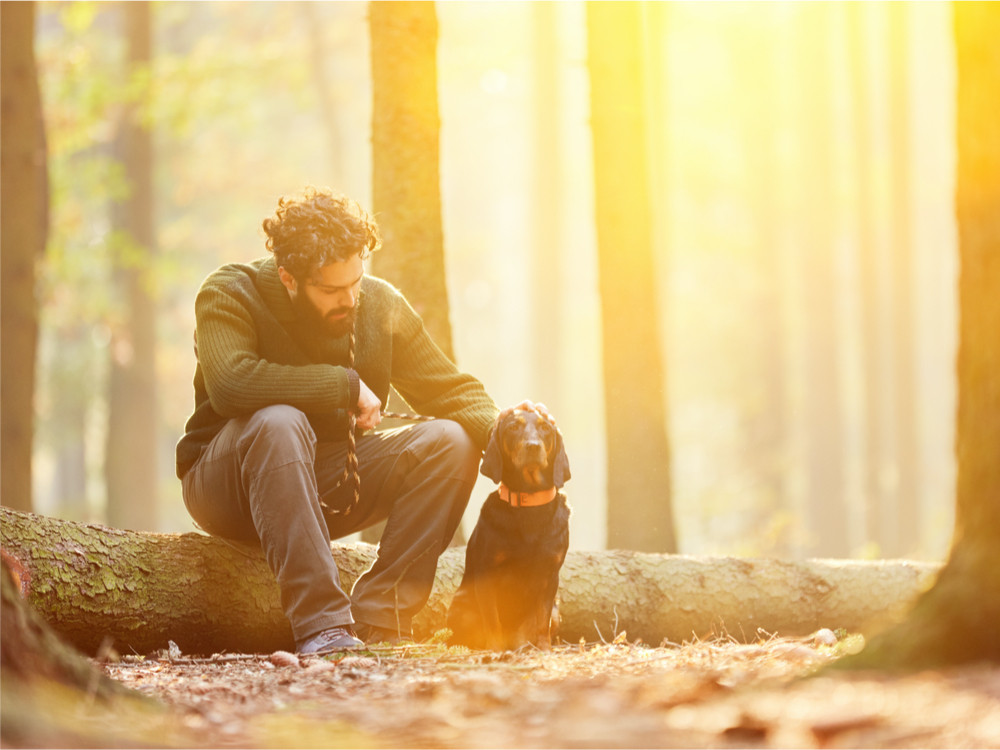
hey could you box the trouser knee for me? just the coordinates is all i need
[240,405,317,469]
[424,419,481,484]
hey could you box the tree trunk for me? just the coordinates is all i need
[885,2,921,558]
[795,3,849,557]
[0,1,48,514]
[847,3,893,556]
[367,0,463,546]
[299,2,345,188]
[368,0,453,360]
[1,507,939,656]
[734,20,792,555]
[106,0,158,531]
[530,1,564,406]
[839,2,1000,670]
[587,0,676,553]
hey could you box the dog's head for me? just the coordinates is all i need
[481,409,571,492]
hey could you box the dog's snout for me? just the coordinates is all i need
[525,435,545,450]
[522,439,546,460]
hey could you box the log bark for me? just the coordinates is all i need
[0,507,940,655]
[1,560,145,747]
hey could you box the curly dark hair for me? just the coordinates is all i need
[262,187,381,281]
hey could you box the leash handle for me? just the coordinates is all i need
[381,411,436,422]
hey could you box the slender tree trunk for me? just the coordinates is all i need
[0,1,48,514]
[368,1,458,544]
[795,3,849,557]
[106,1,158,531]
[368,0,453,360]
[847,3,892,556]
[587,0,676,553]
[735,23,792,554]
[53,396,89,519]
[840,2,1000,670]
[886,2,921,557]
[299,2,345,187]
[530,1,563,405]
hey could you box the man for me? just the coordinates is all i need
[176,187,517,653]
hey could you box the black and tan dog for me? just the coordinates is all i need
[447,408,571,650]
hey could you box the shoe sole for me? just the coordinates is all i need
[298,640,365,655]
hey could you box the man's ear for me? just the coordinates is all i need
[480,422,505,484]
[278,266,298,295]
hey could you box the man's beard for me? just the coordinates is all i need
[292,294,357,338]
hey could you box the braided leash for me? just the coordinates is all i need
[328,328,362,516]
[381,411,436,422]
[325,327,435,517]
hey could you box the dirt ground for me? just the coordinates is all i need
[73,632,1000,749]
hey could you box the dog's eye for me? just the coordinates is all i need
[537,421,556,449]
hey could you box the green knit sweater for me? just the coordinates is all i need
[175,256,499,479]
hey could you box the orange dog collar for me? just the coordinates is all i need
[498,483,558,507]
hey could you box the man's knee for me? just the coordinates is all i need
[425,419,481,482]
[246,404,313,437]
[239,405,316,464]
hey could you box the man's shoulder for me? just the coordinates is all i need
[361,273,403,298]
[199,257,271,291]
[360,274,410,313]
[197,258,283,306]
[194,257,292,320]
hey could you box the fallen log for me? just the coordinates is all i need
[0,507,940,655]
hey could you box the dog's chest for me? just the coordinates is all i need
[474,492,569,565]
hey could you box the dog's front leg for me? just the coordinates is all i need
[524,599,553,650]
[530,573,563,650]
[475,583,504,651]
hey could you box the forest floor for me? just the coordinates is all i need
[44,631,1000,748]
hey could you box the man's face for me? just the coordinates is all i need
[279,254,364,338]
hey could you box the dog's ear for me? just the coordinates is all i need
[480,420,505,484]
[551,429,571,488]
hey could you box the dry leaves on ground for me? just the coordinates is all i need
[78,633,1000,748]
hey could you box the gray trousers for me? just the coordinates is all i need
[181,405,479,643]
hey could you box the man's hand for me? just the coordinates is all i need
[498,399,556,425]
[355,380,382,431]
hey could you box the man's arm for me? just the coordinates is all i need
[194,282,354,418]
[387,295,499,449]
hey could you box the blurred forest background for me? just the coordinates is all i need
[9,1,958,560]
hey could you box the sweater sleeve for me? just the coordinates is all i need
[387,293,499,450]
[194,281,352,418]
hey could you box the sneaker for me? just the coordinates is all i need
[354,621,413,646]
[296,626,364,655]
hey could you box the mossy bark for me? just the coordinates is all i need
[2,507,939,655]
[1,561,153,747]
[0,506,372,654]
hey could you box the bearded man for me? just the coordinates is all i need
[176,187,525,653]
